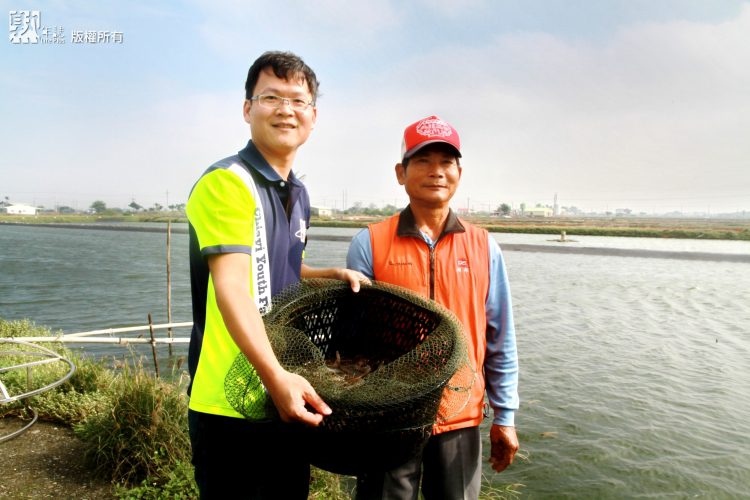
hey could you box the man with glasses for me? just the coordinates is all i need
[347,115,520,499]
[186,51,367,499]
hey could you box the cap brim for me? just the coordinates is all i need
[402,140,462,161]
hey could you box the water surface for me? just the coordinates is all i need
[1,224,749,497]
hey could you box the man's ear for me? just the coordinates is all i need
[243,99,252,124]
[395,163,406,185]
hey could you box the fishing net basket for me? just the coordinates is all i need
[225,278,471,475]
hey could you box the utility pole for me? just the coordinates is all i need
[554,193,559,216]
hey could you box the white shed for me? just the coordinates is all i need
[312,206,333,218]
[3,204,38,215]
[526,206,553,217]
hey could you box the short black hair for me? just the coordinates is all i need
[245,51,319,102]
[402,143,461,170]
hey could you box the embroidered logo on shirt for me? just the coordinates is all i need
[456,258,470,273]
[294,218,306,243]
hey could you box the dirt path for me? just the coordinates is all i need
[0,418,114,499]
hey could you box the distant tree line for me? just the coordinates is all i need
[88,200,186,214]
[342,202,401,217]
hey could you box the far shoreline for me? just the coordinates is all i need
[2,213,750,241]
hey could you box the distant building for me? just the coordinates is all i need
[1,203,37,215]
[526,206,553,217]
[312,206,334,218]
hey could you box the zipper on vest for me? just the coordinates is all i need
[429,245,436,300]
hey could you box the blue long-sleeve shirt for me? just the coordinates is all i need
[346,228,519,426]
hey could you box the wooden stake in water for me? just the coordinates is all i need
[148,313,160,378]
[166,221,173,357]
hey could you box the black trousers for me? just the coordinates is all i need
[356,426,482,500]
[188,409,311,500]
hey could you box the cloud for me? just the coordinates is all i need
[412,0,488,17]
[308,4,750,211]
[192,0,402,59]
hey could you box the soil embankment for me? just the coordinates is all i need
[0,419,114,499]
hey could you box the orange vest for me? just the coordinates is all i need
[369,209,490,434]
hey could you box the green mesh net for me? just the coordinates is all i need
[224,278,474,474]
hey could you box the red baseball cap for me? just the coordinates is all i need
[401,115,461,161]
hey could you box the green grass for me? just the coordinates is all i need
[481,223,750,240]
[308,469,356,499]
[0,319,113,424]
[1,318,196,497]
[0,213,186,224]
[75,363,192,486]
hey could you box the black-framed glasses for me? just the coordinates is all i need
[249,94,314,111]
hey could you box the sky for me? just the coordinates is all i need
[2,0,749,215]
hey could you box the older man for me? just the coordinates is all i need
[347,115,520,499]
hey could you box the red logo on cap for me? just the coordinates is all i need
[416,117,453,138]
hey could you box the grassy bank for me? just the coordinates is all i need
[3,213,750,240]
[1,319,198,498]
[313,216,750,240]
[1,319,521,499]
[0,213,184,225]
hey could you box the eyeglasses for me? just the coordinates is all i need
[249,94,315,111]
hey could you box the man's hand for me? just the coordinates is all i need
[489,424,519,472]
[337,268,371,292]
[300,264,371,292]
[264,369,332,426]
[209,254,332,427]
